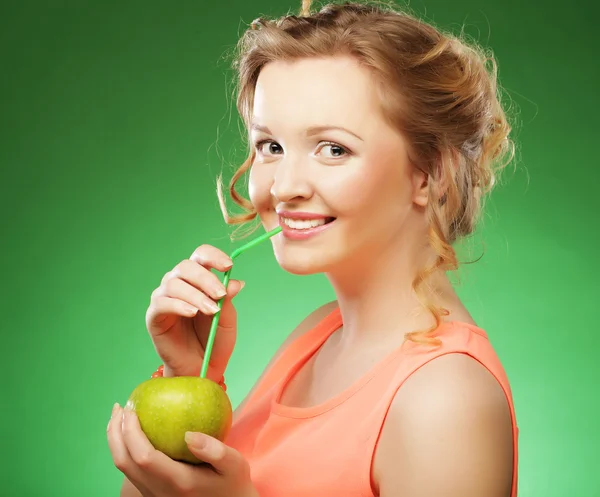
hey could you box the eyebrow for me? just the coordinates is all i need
[250,123,364,142]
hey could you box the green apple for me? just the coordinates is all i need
[125,376,233,464]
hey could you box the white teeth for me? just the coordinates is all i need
[282,217,328,230]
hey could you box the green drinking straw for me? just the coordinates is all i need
[200,225,283,379]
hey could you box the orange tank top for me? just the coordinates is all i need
[226,307,519,496]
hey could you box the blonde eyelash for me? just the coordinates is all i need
[253,139,353,158]
[318,141,352,156]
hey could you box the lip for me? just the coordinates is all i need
[276,210,331,220]
[277,211,336,241]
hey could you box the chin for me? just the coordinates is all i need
[273,244,334,276]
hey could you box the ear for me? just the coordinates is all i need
[411,167,430,208]
[415,149,460,208]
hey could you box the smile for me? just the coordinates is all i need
[281,217,334,229]
[278,213,336,240]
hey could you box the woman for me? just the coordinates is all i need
[107,1,519,496]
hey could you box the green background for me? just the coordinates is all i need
[1,0,598,495]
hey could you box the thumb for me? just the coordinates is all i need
[201,278,244,377]
[185,432,248,477]
[210,279,245,332]
[225,279,245,301]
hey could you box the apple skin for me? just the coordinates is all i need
[125,376,233,464]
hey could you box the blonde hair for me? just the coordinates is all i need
[216,0,515,345]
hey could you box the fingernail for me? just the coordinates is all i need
[112,402,120,416]
[185,431,204,447]
[214,286,227,299]
[185,305,199,315]
[239,280,246,290]
[207,301,220,314]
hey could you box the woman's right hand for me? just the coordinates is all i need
[145,244,244,382]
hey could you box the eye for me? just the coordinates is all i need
[317,142,350,158]
[255,140,283,156]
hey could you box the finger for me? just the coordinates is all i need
[222,278,245,304]
[162,259,228,301]
[194,279,243,372]
[185,432,249,478]
[189,244,234,272]
[146,292,212,336]
[210,278,245,330]
[121,406,189,484]
[107,404,151,494]
[149,294,200,320]
[160,278,221,316]
[107,404,130,473]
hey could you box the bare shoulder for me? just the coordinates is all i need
[291,300,339,337]
[233,300,338,420]
[373,353,514,497]
[272,299,339,355]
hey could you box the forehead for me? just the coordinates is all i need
[252,56,383,130]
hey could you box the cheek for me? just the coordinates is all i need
[328,159,408,217]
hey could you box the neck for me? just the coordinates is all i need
[326,238,454,346]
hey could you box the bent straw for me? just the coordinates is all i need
[200,225,283,379]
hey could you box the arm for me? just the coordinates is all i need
[372,353,514,497]
[119,300,339,497]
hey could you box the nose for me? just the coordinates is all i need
[269,156,313,203]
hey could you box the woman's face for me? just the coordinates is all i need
[248,55,429,276]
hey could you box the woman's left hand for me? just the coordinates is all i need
[107,403,257,497]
